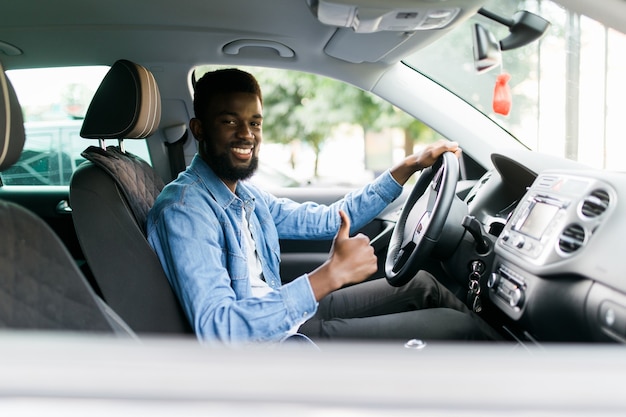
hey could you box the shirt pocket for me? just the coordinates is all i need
[226,251,251,298]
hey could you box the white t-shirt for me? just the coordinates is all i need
[242,211,305,337]
[242,211,273,298]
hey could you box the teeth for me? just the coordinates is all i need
[233,147,252,155]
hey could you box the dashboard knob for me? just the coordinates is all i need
[509,286,525,308]
[487,272,499,289]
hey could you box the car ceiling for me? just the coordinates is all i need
[0,0,626,107]
[0,0,487,89]
[0,0,624,92]
[0,0,484,67]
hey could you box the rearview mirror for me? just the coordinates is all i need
[472,23,501,74]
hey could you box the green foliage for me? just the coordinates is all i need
[257,69,435,141]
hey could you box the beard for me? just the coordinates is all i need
[202,142,259,183]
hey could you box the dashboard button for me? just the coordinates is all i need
[599,301,626,335]
[509,287,525,308]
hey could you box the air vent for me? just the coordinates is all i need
[558,224,585,254]
[580,189,610,218]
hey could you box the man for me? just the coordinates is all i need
[147,68,499,344]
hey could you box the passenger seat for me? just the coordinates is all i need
[0,61,135,336]
[69,59,192,335]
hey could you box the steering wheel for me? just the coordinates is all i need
[385,151,466,287]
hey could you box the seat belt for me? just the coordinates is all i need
[164,127,188,179]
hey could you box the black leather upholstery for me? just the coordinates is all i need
[80,59,161,140]
[0,62,134,336]
[80,145,164,234]
[70,60,192,335]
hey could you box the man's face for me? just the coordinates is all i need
[193,92,263,185]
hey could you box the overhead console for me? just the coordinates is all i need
[313,0,463,33]
[307,0,486,63]
[488,170,626,342]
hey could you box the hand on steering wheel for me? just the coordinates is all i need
[385,151,467,287]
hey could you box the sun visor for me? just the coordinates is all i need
[324,29,414,63]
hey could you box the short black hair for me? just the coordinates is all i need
[193,68,262,118]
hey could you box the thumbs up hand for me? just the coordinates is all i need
[308,210,378,301]
[334,209,352,242]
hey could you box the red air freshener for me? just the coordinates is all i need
[493,72,511,116]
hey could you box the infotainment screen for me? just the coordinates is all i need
[515,201,560,239]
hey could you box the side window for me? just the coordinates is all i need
[2,66,151,186]
[194,66,442,188]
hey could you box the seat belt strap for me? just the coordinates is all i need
[165,129,188,178]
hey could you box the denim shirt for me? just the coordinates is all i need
[147,155,403,344]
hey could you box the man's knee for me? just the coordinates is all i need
[403,270,442,308]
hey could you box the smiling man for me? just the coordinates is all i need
[190,87,262,190]
[147,68,500,345]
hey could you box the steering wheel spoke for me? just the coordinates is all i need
[392,241,416,273]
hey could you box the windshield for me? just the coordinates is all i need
[403,0,626,171]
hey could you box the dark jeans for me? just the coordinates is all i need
[298,270,501,342]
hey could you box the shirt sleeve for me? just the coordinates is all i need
[259,169,404,240]
[148,200,318,345]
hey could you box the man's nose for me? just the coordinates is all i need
[237,124,254,139]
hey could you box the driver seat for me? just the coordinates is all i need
[69,59,191,335]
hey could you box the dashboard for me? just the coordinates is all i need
[468,151,626,344]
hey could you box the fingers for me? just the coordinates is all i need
[336,209,351,241]
[420,140,461,167]
[435,139,460,155]
[445,140,461,157]
[436,140,461,160]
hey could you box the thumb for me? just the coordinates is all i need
[336,210,351,240]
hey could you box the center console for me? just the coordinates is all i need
[489,173,613,324]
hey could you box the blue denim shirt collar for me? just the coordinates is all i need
[189,155,255,214]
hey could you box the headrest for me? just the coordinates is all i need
[80,59,161,140]
[0,61,25,171]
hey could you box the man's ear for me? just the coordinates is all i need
[190,118,203,140]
